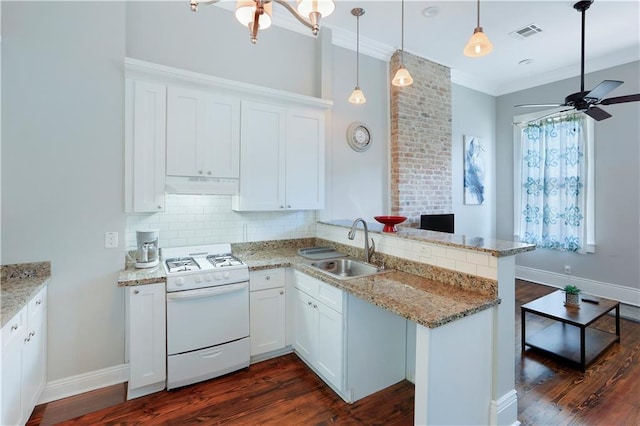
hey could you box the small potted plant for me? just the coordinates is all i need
[564,285,581,307]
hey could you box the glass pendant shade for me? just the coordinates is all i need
[235,0,272,29]
[297,0,335,18]
[464,27,493,57]
[349,87,366,104]
[392,66,413,87]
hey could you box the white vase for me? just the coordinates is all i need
[565,293,580,307]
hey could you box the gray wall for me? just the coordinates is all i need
[2,2,126,380]
[1,1,391,384]
[452,84,495,238]
[496,61,640,292]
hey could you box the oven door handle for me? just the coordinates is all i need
[166,282,248,301]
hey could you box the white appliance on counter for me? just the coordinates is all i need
[162,244,249,390]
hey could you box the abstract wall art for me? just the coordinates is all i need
[463,135,486,205]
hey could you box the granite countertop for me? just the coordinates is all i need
[234,245,499,329]
[117,241,499,329]
[319,220,536,257]
[117,263,166,287]
[1,262,51,328]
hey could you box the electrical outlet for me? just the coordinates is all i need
[105,232,118,249]
[564,265,572,274]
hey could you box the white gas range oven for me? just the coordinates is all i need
[162,244,249,390]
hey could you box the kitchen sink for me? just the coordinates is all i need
[309,258,388,280]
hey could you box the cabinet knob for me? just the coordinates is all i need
[308,301,312,306]
[265,276,270,280]
[134,289,140,294]
[11,324,18,331]
[30,331,35,337]
[157,205,162,210]
[280,205,284,209]
[199,170,203,174]
[36,299,42,305]
[313,304,318,308]
[279,290,284,295]
[207,171,212,175]
[287,205,291,209]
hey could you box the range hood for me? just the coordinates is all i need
[165,176,238,195]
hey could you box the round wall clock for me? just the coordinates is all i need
[346,122,372,152]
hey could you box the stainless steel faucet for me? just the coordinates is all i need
[348,218,375,263]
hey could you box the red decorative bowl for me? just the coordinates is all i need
[374,216,407,233]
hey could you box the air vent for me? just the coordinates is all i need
[509,23,543,40]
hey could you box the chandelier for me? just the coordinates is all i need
[190,0,336,44]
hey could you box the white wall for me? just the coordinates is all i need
[2,2,127,380]
[452,84,496,238]
[496,61,640,297]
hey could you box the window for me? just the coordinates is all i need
[513,111,595,253]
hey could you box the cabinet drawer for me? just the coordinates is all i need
[2,308,25,349]
[250,268,285,291]
[317,281,343,314]
[294,270,319,298]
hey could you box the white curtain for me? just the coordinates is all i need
[518,113,590,252]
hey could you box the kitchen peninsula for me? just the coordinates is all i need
[118,224,534,425]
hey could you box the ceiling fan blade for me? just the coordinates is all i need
[600,94,640,105]
[584,106,612,121]
[515,103,564,108]
[585,80,623,101]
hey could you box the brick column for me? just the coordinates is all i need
[390,50,452,226]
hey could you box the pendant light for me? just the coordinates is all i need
[463,0,493,58]
[349,8,366,104]
[391,0,413,87]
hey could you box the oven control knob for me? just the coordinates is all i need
[223,272,230,279]
[214,273,222,281]
[176,277,185,287]
[205,274,212,282]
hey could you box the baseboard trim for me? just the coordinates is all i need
[39,363,129,404]
[516,266,640,321]
[490,389,519,426]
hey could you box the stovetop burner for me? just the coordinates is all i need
[207,254,244,268]
[165,257,200,273]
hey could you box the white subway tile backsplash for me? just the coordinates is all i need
[126,194,316,249]
[476,265,498,280]
[446,248,467,262]
[466,252,489,266]
[455,261,477,275]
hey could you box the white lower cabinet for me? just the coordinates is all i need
[1,285,47,426]
[249,269,286,358]
[126,282,166,400]
[292,270,406,403]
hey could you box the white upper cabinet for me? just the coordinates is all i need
[232,101,325,211]
[125,79,167,213]
[166,87,240,179]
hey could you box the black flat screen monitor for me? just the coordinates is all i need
[420,214,454,234]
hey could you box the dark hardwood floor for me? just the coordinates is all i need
[27,280,640,425]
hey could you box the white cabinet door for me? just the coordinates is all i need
[233,102,325,212]
[250,287,286,356]
[285,108,325,210]
[1,310,25,426]
[234,101,286,211]
[127,283,166,392]
[21,287,47,416]
[166,87,240,179]
[315,302,343,390]
[292,288,315,363]
[125,79,166,213]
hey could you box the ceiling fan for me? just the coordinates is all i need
[515,0,640,121]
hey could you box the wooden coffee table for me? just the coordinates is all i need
[521,290,620,370]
